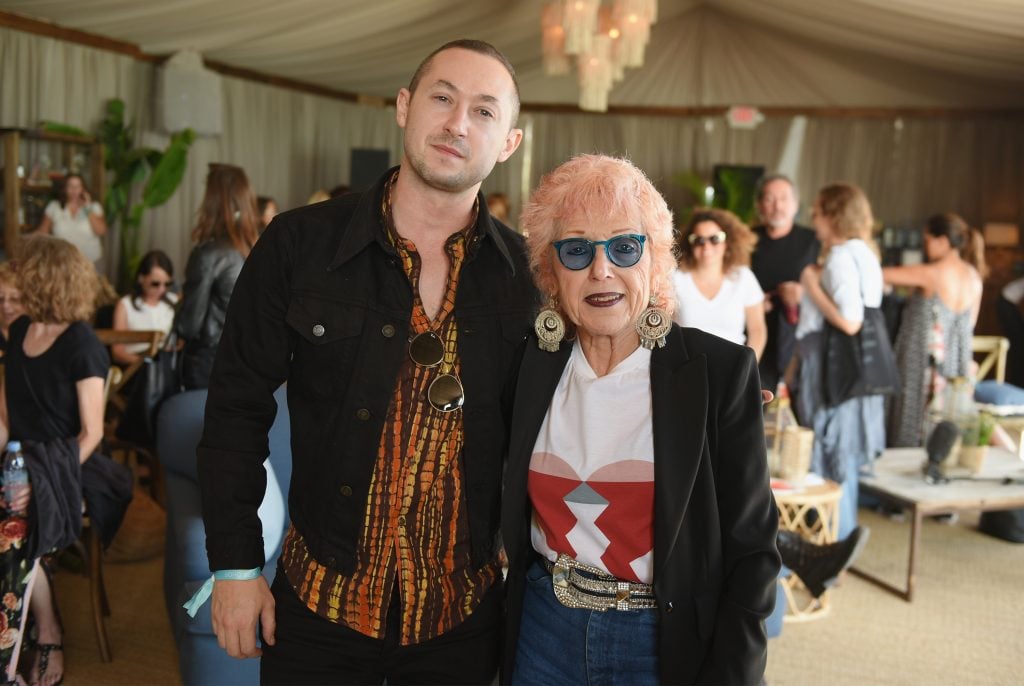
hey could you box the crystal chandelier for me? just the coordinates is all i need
[541,0,658,112]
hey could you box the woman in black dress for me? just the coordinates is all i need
[0,236,108,686]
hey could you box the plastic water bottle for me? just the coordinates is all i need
[3,441,28,515]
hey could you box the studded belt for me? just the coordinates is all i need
[543,553,657,611]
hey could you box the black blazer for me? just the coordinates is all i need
[502,325,781,686]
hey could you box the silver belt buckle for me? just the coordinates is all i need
[547,553,655,612]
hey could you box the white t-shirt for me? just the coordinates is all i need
[528,341,655,583]
[45,200,104,263]
[671,266,764,345]
[118,293,178,354]
[796,239,883,339]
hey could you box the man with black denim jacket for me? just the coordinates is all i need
[196,39,537,684]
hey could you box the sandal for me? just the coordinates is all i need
[32,644,63,686]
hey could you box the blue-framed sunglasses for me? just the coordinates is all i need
[552,234,647,271]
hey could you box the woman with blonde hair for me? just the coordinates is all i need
[174,163,259,390]
[672,207,766,360]
[796,183,886,539]
[884,213,985,447]
[0,236,109,686]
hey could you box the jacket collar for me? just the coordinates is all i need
[327,165,518,275]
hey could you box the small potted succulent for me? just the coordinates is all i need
[958,412,995,474]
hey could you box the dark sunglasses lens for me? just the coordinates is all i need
[428,374,465,412]
[409,331,444,367]
[691,233,725,247]
[557,240,595,270]
[607,236,643,267]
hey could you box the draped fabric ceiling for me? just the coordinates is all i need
[1,0,1023,305]
[4,0,1024,108]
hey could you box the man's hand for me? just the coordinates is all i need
[211,576,276,658]
[777,281,803,308]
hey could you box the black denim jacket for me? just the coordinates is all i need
[197,168,539,573]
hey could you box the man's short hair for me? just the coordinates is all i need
[407,39,521,127]
[755,173,799,203]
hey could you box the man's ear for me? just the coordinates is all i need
[497,127,524,163]
[396,88,412,128]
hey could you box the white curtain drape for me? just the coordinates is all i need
[3,26,1023,280]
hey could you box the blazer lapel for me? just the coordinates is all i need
[651,328,709,580]
[503,338,572,560]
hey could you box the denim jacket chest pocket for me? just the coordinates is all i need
[286,293,364,399]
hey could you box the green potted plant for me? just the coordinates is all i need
[959,412,995,474]
[97,98,194,288]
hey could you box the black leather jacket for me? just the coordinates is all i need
[174,239,244,389]
[197,168,539,573]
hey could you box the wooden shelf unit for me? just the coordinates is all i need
[0,127,104,257]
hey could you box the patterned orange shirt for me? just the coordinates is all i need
[279,173,497,644]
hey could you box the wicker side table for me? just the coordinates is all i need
[773,478,842,622]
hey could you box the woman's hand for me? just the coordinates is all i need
[0,482,32,515]
[799,264,821,290]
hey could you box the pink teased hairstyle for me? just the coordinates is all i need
[520,154,677,316]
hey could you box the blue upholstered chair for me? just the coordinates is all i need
[156,386,292,686]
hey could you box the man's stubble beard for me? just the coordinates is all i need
[406,139,494,195]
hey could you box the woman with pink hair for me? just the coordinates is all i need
[501,155,779,685]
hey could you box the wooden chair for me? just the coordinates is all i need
[94,328,165,503]
[972,335,1009,383]
[93,329,164,413]
[73,366,123,662]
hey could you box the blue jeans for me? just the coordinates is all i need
[839,459,864,539]
[512,561,658,686]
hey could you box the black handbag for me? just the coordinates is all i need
[116,334,183,446]
[823,306,900,406]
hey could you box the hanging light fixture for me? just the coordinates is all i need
[578,34,614,112]
[541,0,658,112]
[541,2,571,75]
[562,0,600,55]
[612,0,657,68]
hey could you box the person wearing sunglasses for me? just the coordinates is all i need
[193,40,536,684]
[110,250,178,366]
[672,208,767,363]
[503,155,779,686]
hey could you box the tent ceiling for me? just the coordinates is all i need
[3,0,1024,108]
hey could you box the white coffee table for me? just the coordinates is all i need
[853,447,1024,601]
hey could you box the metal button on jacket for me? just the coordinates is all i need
[356,408,371,421]
[312,324,325,337]
[381,324,396,338]
[339,484,353,497]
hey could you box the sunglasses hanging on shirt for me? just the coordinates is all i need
[408,331,465,413]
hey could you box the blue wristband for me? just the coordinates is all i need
[183,567,262,618]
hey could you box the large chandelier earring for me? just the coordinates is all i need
[636,295,671,350]
[534,297,566,352]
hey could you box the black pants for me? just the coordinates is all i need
[261,565,502,685]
